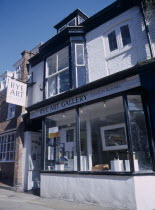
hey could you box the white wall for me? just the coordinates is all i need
[134,176,155,210]
[27,61,44,107]
[41,174,137,210]
[86,7,152,82]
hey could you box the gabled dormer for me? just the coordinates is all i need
[54,9,88,33]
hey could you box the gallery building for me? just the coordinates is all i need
[23,0,155,209]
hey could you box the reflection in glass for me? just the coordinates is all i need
[45,110,76,171]
[80,97,129,172]
[48,76,57,97]
[128,95,152,171]
[108,30,118,52]
[59,70,70,93]
[120,25,131,47]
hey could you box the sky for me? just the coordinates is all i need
[0,0,115,74]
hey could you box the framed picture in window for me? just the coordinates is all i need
[100,123,128,151]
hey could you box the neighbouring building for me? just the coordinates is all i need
[22,0,155,209]
[0,45,42,190]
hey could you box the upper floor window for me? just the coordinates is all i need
[58,18,76,33]
[104,22,133,56]
[7,103,15,119]
[120,25,131,47]
[75,44,86,87]
[108,31,118,52]
[46,47,70,98]
[14,65,21,79]
[0,79,6,90]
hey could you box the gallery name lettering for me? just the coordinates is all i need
[6,78,27,107]
[30,76,141,119]
[9,82,24,98]
[40,95,87,115]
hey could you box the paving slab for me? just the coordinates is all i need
[0,188,123,210]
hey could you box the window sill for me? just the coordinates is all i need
[0,160,15,163]
[40,170,155,176]
[105,45,135,61]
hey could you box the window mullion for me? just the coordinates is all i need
[123,95,134,173]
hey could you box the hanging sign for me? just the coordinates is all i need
[6,78,27,106]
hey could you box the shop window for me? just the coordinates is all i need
[127,95,152,171]
[0,133,15,162]
[75,44,86,87]
[45,109,76,171]
[46,47,70,98]
[79,97,129,172]
[7,103,15,119]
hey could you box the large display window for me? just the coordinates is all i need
[44,94,153,173]
[79,96,129,172]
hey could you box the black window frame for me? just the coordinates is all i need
[41,88,155,175]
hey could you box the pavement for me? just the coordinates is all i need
[0,186,122,210]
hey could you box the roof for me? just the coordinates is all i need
[54,9,88,30]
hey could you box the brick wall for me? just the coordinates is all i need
[0,50,33,190]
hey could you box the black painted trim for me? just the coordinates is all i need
[27,59,155,112]
[76,107,81,171]
[54,9,88,30]
[40,170,155,176]
[41,118,46,170]
[123,95,134,172]
[141,93,155,172]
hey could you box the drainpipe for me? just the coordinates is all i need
[140,0,154,58]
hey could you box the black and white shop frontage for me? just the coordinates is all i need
[26,60,155,210]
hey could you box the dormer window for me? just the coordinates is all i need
[55,9,88,33]
[58,18,77,33]
[67,18,76,26]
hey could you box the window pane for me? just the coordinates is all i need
[76,45,84,65]
[128,95,152,171]
[59,70,70,93]
[45,109,76,171]
[47,54,57,76]
[77,66,86,87]
[108,31,118,52]
[80,97,129,172]
[67,18,76,26]
[120,25,131,46]
[48,76,57,97]
[58,47,69,71]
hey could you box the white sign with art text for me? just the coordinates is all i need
[6,78,27,106]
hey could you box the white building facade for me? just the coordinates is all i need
[24,1,155,209]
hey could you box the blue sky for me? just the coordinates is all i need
[0,0,115,74]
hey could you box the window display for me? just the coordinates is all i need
[43,94,153,173]
[45,109,76,171]
[79,96,129,172]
